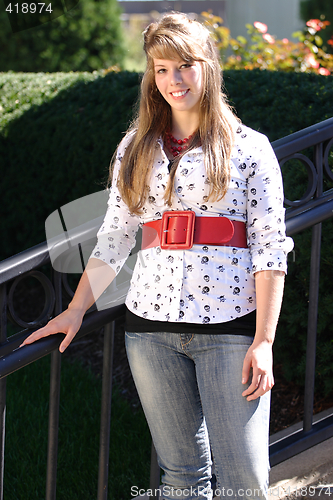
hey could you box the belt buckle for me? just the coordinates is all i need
[160,211,195,250]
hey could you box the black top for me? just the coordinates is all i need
[125,307,256,336]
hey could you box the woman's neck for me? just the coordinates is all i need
[170,111,199,140]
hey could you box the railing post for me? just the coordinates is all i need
[0,285,7,500]
[303,143,323,433]
[150,442,160,500]
[0,379,5,500]
[46,271,62,500]
[303,222,322,432]
[97,321,115,500]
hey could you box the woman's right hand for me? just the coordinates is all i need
[20,306,85,353]
[20,258,117,353]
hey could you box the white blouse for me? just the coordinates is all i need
[91,125,293,325]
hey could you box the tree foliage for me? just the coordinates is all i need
[300,0,333,49]
[0,0,125,72]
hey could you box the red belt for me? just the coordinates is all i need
[141,211,247,250]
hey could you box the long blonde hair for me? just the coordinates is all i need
[115,12,238,214]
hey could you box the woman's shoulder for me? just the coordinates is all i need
[232,124,275,161]
[116,128,138,155]
[230,124,278,177]
[234,123,270,146]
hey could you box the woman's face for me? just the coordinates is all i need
[153,58,203,118]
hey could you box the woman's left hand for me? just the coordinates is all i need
[241,340,274,401]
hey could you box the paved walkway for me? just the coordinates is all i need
[131,408,333,500]
[269,408,333,500]
[269,436,333,499]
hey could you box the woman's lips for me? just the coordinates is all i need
[170,89,190,98]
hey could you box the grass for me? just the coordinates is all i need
[4,355,151,499]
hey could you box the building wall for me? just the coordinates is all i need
[225,0,303,40]
[119,1,225,19]
[118,0,304,40]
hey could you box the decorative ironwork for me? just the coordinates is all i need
[7,270,55,329]
[280,153,318,207]
[61,272,76,299]
[324,138,333,182]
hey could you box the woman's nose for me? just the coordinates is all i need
[170,69,182,86]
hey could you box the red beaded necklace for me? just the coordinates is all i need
[164,130,193,157]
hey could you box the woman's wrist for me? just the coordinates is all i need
[253,326,276,345]
[252,335,274,347]
[67,301,87,319]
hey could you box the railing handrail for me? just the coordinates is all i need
[0,215,104,286]
[286,197,333,235]
[0,240,50,286]
[272,116,333,159]
[0,303,125,380]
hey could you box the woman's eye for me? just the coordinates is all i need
[180,63,192,69]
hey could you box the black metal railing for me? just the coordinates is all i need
[1,117,333,499]
[269,117,333,466]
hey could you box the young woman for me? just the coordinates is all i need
[22,12,293,500]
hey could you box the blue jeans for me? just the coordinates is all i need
[125,331,270,500]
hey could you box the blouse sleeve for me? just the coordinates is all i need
[90,136,141,276]
[246,134,294,274]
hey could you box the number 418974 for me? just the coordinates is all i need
[6,3,53,13]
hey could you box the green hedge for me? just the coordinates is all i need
[1,69,333,394]
[0,70,140,259]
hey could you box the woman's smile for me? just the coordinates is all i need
[170,89,190,98]
[154,58,203,115]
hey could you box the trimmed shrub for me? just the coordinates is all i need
[223,70,333,140]
[0,70,140,258]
